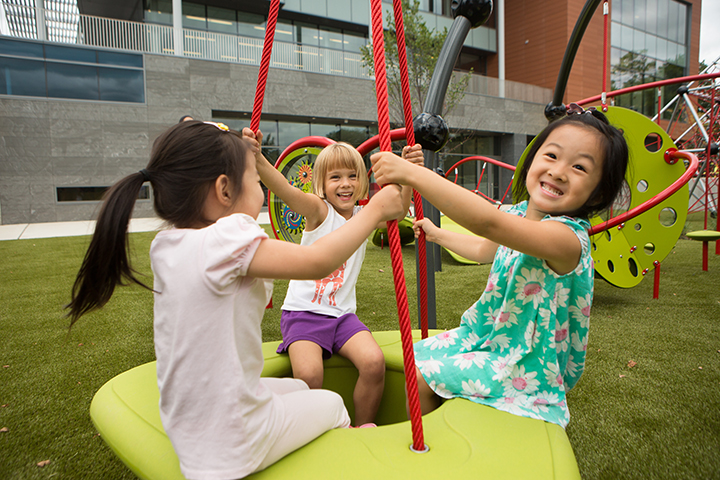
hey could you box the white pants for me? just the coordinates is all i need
[255,377,351,473]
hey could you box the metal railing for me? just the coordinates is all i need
[1,3,370,78]
[0,2,552,100]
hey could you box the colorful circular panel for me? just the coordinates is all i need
[268,144,326,243]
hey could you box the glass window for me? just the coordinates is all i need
[207,6,237,35]
[45,44,96,63]
[0,38,44,58]
[97,51,143,68]
[0,57,46,96]
[279,122,311,145]
[144,0,172,25]
[319,27,343,50]
[611,22,621,48]
[645,34,657,58]
[621,25,633,51]
[99,67,144,102]
[675,44,686,65]
[182,2,206,30]
[337,125,371,145]
[633,0,645,31]
[611,1,621,22]
[656,0,669,38]
[633,29,645,53]
[47,63,99,100]
[677,3,686,43]
[343,32,367,54]
[297,23,319,46]
[656,37,667,62]
[666,42,678,64]
[275,20,295,43]
[645,0,658,34]
[237,13,265,39]
[310,123,341,138]
[667,0,679,43]
[621,0,634,26]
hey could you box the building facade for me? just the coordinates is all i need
[0,0,702,225]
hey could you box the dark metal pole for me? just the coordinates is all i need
[416,15,472,330]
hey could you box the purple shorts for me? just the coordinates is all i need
[277,310,370,359]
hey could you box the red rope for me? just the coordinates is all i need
[392,0,429,340]
[370,0,425,453]
[250,0,281,133]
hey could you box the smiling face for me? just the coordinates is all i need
[525,124,604,221]
[323,167,361,219]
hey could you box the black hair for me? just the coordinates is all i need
[66,121,250,327]
[512,110,629,219]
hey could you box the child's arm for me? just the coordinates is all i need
[247,184,404,279]
[375,144,424,229]
[370,152,582,275]
[399,143,423,216]
[243,128,328,229]
[413,218,499,264]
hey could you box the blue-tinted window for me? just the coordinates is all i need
[99,67,144,102]
[0,57,46,96]
[0,39,144,103]
[45,44,96,63]
[47,63,99,100]
[0,38,44,58]
[98,51,143,68]
[207,6,237,35]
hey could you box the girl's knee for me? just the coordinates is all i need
[357,347,385,379]
[316,390,351,427]
[292,364,324,389]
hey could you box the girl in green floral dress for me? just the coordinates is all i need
[371,109,628,427]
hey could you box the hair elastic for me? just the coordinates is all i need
[203,121,230,132]
[139,169,151,182]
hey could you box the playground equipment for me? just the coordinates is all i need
[90,330,581,480]
[89,0,710,478]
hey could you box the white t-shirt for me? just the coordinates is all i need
[281,201,367,316]
[151,213,280,480]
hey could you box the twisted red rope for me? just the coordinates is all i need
[250,0,281,133]
[370,0,425,453]
[392,0,429,340]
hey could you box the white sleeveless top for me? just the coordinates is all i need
[282,200,367,316]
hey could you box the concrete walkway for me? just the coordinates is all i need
[0,212,270,241]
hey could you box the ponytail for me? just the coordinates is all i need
[66,171,152,327]
[66,120,251,327]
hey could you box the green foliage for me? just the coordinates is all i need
[1,215,719,479]
[360,0,471,124]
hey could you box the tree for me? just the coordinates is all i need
[360,0,471,126]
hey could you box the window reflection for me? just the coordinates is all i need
[47,63,99,100]
[610,0,688,117]
[0,57,46,96]
[0,38,144,103]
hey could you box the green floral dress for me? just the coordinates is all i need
[414,201,593,427]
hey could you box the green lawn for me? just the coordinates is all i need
[0,214,718,479]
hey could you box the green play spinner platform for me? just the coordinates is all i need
[91,330,580,480]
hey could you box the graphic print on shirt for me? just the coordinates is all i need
[311,262,346,306]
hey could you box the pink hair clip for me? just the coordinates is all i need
[203,121,230,132]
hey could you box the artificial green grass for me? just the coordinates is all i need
[0,215,718,479]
